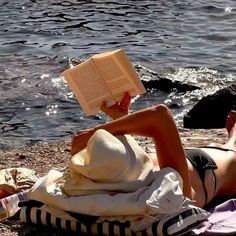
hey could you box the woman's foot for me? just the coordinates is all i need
[226,110,236,138]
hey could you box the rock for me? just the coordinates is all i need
[16,153,28,159]
[183,83,236,128]
[134,63,200,92]
[142,77,199,92]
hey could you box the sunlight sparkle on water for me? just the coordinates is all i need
[182,98,190,105]
[52,76,66,88]
[165,67,225,87]
[67,92,74,99]
[40,74,49,79]
[225,6,232,13]
[45,104,58,116]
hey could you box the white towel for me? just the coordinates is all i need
[29,167,186,216]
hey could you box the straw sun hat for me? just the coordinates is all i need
[63,129,154,195]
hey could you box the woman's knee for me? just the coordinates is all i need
[153,104,171,113]
[150,104,173,121]
[141,104,174,131]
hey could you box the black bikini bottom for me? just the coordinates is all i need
[185,148,218,206]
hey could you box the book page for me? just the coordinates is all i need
[114,49,146,95]
[93,49,146,102]
[62,59,114,116]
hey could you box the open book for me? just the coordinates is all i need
[62,49,146,116]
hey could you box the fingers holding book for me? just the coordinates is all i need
[101,92,131,120]
[71,93,131,156]
[120,92,132,111]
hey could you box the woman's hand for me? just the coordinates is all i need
[101,92,131,120]
[71,128,94,155]
[71,93,131,155]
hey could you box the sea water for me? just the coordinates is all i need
[0,0,235,150]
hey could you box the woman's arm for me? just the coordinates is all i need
[71,104,192,198]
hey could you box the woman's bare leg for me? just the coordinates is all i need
[226,111,236,137]
[72,104,192,198]
[223,111,236,151]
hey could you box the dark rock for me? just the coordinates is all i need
[142,77,199,92]
[134,62,200,92]
[183,83,236,128]
[168,103,181,109]
[16,153,28,159]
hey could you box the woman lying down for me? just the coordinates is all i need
[71,93,236,209]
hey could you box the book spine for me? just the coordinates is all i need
[91,58,116,101]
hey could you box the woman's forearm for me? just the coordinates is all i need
[80,104,179,147]
[72,105,161,156]
[94,106,158,137]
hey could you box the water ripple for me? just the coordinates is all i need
[0,0,236,149]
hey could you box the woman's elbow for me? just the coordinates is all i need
[149,104,173,120]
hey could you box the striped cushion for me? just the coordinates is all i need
[19,205,209,236]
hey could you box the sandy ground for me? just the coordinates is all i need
[0,128,228,236]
